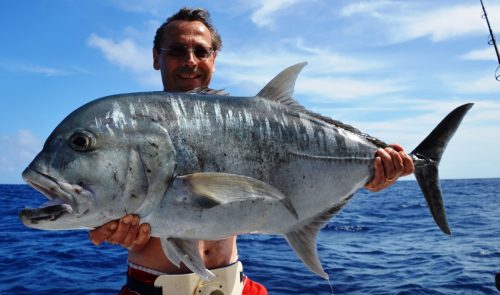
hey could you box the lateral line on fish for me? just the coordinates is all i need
[290,151,373,162]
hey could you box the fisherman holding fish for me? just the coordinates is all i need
[87,7,414,295]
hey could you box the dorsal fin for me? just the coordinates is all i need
[257,62,388,148]
[256,62,308,113]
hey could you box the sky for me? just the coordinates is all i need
[1,0,500,184]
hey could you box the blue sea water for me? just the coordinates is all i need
[1,179,499,294]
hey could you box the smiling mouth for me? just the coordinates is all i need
[178,73,201,80]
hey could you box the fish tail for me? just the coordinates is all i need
[410,103,473,235]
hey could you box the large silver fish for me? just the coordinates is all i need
[19,63,472,280]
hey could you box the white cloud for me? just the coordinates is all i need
[340,2,500,43]
[218,48,381,76]
[472,100,500,121]
[448,73,500,94]
[0,60,72,76]
[250,0,304,28]
[216,65,405,100]
[296,76,405,100]
[87,33,161,87]
[399,5,485,42]
[461,47,499,61]
[341,1,395,19]
[0,130,43,183]
[87,33,150,72]
[19,64,70,76]
[213,39,400,99]
[216,37,384,76]
[108,0,165,15]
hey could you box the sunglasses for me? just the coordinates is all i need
[158,44,214,60]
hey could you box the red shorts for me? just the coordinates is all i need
[241,276,268,295]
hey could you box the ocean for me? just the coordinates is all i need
[1,179,499,294]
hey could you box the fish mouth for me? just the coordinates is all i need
[20,168,92,226]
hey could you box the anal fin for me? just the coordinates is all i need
[284,197,351,279]
[160,238,216,281]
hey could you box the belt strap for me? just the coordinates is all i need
[126,261,245,295]
[154,261,244,295]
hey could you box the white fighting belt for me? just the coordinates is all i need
[154,261,244,295]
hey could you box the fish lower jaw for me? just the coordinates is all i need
[19,203,74,228]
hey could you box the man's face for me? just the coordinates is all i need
[153,20,216,92]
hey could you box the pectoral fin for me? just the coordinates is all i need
[170,172,298,218]
[160,238,216,281]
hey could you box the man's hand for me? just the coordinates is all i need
[365,144,414,192]
[88,214,151,251]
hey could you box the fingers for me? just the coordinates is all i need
[365,145,412,192]
[389,143,414,176]
[380,147,403,181]
[388,143,404,152]
[88,214,151,251]
[366,157,385,192]
[129,223,152,252]
[89,220,118,246]
[400,152,414,176]
[106,214,138,245]
[116,215,140,248]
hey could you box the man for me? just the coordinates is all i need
[89,7,413,295]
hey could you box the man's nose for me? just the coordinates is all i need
[182,50,197,66]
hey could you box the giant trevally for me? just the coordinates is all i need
[19,63,472,280]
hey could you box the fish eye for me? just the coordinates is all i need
[69,130,95,152]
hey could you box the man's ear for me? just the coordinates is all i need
[211,51,217,73]
[153,48,160,70]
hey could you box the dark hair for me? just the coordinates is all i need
[153,7,223,51]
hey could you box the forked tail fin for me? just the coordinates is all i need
[410,103,473,235]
